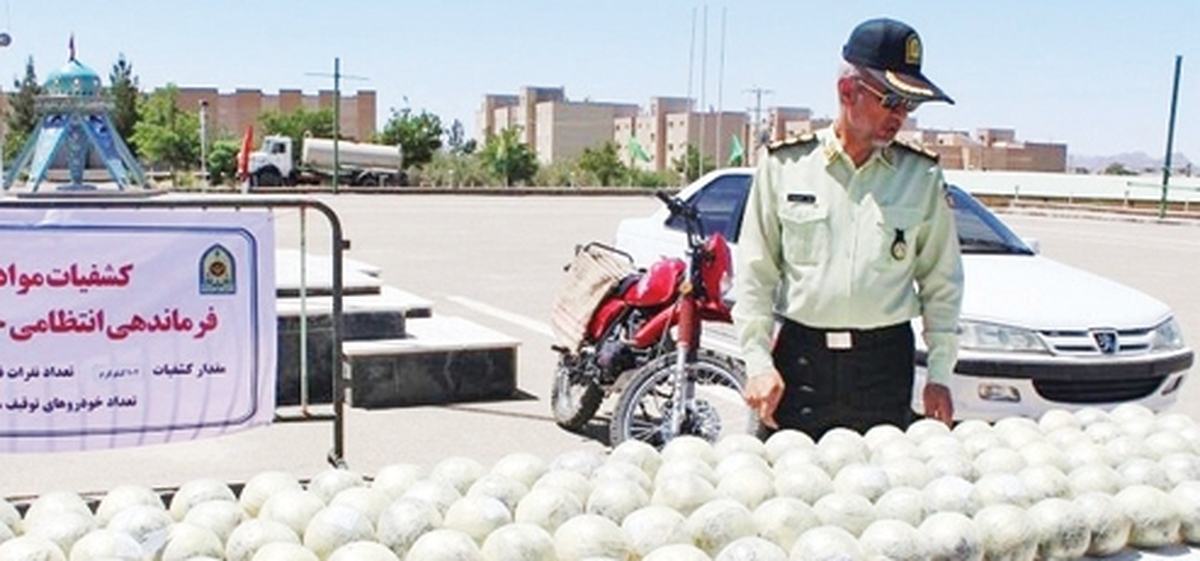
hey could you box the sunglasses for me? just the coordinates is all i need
[857,79,921,113]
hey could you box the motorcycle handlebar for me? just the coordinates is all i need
[655,191,697,220]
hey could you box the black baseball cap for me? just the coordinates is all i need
[842,18,953,104]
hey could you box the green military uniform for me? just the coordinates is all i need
[732,126,964,434]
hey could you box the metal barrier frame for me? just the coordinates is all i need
[0,194,350,467]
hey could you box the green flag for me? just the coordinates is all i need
[629,136,651,163]
[728,133,745,166]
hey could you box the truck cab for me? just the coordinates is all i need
[247,135,296,186]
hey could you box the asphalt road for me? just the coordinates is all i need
[2,193,1198,500]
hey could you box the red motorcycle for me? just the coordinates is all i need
[551,192,752,447]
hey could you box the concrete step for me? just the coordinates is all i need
[345,316,520,409]
[276,248,383,297]
[276,287,436,406]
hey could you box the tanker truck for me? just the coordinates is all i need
[246,135,406,187]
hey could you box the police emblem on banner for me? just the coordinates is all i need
[199,244,236,295]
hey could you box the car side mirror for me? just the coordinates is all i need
[1023,237,1040,254]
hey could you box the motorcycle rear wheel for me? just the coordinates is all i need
[609,349,753,448]
[551,355,604,431]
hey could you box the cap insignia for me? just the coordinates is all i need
[905,34,921,65]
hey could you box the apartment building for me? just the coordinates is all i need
[481,88,750,172]
[479,87,1068,174]
[903,127,1068,172]
[174,88,378,142]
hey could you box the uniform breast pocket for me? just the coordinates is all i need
[873,208,925,272]
[778,205,828,266]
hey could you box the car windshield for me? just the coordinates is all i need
[946,184,1035,255]
[672,172,1034,256]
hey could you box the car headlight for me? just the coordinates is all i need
[1150,317,1186,351]
[958,320,1050,353]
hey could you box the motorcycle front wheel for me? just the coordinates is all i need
[609,349,754,447]
[551,355,604,431]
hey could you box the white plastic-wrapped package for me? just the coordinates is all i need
[1172,481,1200,546]
[831,463,890,502]
[490,453,548,491]
[715,536,787,561]
[1026,497,1090,560]
[479,522,555,561]
[763,429,815,465]
[873,487,926,528]
[621,505,690,558]
[1073,491,1133,557]
[431,456,489,495]
[512,486,583,533]
[467,474,530,512]
[923,475,977,515]
[1116,485,1181,550]
[586,478,650,523]
[375,498,442,559]
[789,525,864,561]
[751,497,820,552]
[811,492,875,536]
[858,519,927,561]
[552,513,632,561]
[684,498,756,556]
[972,504,1037,561]
[443,495,513,543]
[918,511,983,561]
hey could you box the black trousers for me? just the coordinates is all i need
[762,319,915,440]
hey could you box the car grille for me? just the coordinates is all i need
[1039,327,1154,356]
[1033,327,1169,403]
[1034,376,1167,404]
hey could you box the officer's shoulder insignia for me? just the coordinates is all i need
[893,140,940,162]
[768,132,818,153]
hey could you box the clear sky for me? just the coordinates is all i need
[3,1,1198,160]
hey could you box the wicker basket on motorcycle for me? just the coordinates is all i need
[552,244,636,351]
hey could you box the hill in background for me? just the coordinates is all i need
[1068,151,1193,175]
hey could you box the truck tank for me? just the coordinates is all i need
[301,138,402,170]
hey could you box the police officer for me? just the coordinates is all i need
[733,17,964,438]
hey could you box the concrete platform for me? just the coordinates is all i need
[346,316,521,408]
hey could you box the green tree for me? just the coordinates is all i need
[534,158,578,187]
[673,144,715,183]
[1102,162,1136,176]
[108,54,139,156]
[379,107,444,170]
[4,56,41,162]
[207,139,239,186]
[131,84,200,183]
[418,150,491,187]
[259,107,335,167]
[480,127,538,187]
[445,118,477,155]
[577,141,628,186]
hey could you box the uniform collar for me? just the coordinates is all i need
[820,127,896,170]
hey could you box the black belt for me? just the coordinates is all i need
[781,319,911,350]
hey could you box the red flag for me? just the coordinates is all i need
[236,126,253,181]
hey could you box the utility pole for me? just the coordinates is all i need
[198,100,208,190]
[744,86,773,160]
[306,58,366,194]
[1159,55,1183,219]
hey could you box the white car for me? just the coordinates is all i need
[614,168,1193,421]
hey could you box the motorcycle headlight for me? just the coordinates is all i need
[958,320,1050,353]
[1150,317,1186,351]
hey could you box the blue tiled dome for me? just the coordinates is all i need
[45,58,102,97]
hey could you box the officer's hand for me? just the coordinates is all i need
[743,371,785,429]
[923,383,954,426]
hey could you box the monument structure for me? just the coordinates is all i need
[3,38,151,194]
